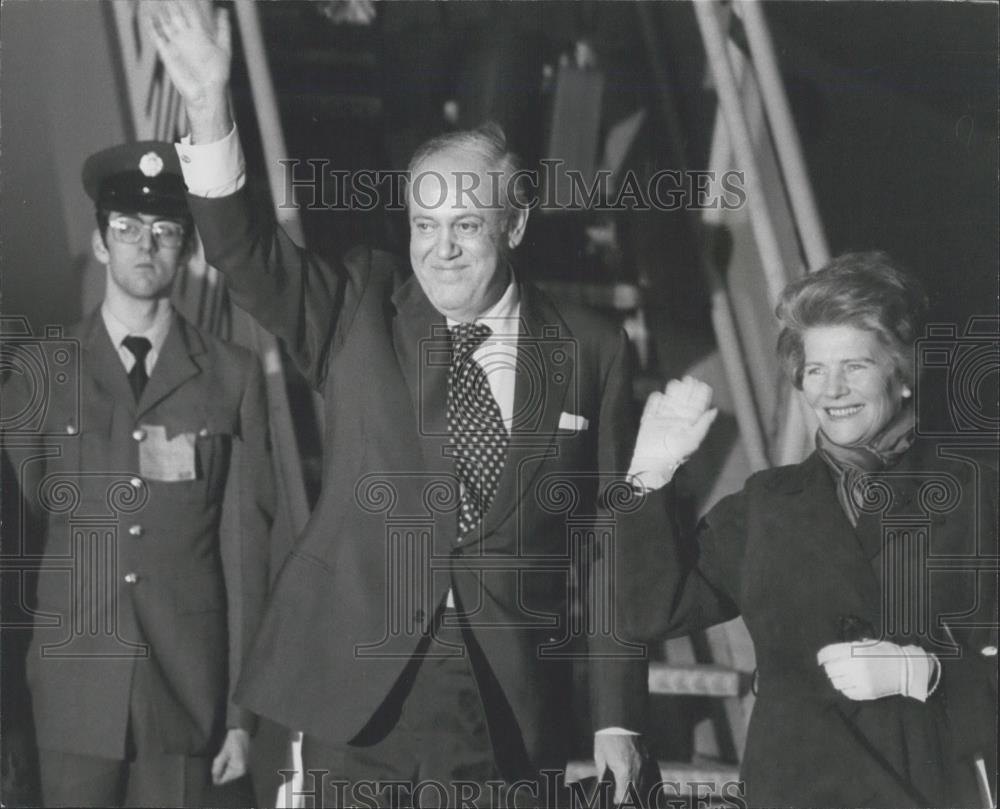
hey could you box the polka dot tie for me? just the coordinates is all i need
[447,323,509,537]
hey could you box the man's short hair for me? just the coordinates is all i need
[406,122,531,222]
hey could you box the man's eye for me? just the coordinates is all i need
[153,223,184,239]
[112,220,139,235]
[456,221,481,235]
[414,222,434,234]
[805,366,824,376]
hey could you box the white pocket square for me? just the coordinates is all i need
[558,412,589,430]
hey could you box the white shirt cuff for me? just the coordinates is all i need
[596,727,639,736]
[176,125,246,198]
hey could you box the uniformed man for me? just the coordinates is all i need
[2,142,274,807]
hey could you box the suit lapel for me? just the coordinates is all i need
[477,283,572,540]
[136,317,203,419]
[81,311,135,408]
[390,278,573,542]
[390,275,453,480]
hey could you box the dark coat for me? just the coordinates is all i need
[188,187,659,775]
[5,312,273,760]
[626,439,998,807]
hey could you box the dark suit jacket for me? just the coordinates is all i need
[626,439,998,807]
[188,187,660,775]
[3,312,273,759]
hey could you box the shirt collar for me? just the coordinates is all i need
[445,274,521,338]
[101,301,174,357]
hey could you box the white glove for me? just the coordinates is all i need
[627,376,718,491]
[817,639,937,702]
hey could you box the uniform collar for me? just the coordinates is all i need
[101,300,174,357]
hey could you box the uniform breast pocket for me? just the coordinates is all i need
[194,409,239,499]
[141,408,236,502]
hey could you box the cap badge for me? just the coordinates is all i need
[138,151,164,178]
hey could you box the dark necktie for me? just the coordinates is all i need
[447,323,509,537]
[122,335,152,402]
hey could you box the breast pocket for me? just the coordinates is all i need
[194,408,239,500]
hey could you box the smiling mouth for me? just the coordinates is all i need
[826,405,864,418]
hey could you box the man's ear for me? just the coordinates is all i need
[91,228,110,265]
[506,206,529,250]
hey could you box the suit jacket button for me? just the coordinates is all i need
[65,423,77,435]
[128,525,143,537]
[132,428,146,441]
[981,645,998,657]
[198,427,209,438]
[129,477,143,489]
[123,572,140,584]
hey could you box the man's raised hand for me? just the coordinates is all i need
[142,0,233,143]
[628,376,717,490]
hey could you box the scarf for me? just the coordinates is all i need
[816,403,915,526]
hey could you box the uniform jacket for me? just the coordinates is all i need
[626,439,998,807]
[188,187,659,775]
[4,311,273,760]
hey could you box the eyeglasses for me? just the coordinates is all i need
[108,217,187,248]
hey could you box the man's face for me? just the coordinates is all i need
[408,148,527,322]
[94,211,188,301]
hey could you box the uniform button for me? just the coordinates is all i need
[181,154,191,163]
[129,477,143,489]
[982,645,998,657]
[128,525,143,537]
[132,428,146,441]
[124,572,140,584]
[65,423,78,435]
[198,427,209,438]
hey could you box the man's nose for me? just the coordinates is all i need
[137,225,155,252]
[435,228,459,260]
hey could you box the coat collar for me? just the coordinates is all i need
[768,441,952,570]
[137,315,206,418]
[81,308,206,418]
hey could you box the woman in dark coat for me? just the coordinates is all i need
[627,252,997,808]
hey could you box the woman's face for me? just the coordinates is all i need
[800,325,910,447]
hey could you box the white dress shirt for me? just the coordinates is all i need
[101,302,173,376]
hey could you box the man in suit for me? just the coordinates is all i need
[148,2,666,804]
[2,141,274,807]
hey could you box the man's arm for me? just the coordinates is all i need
[213,355,275,784]
[584,330,651,803]
[145,0,356,388]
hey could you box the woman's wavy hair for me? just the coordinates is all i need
[775,251,929,389]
